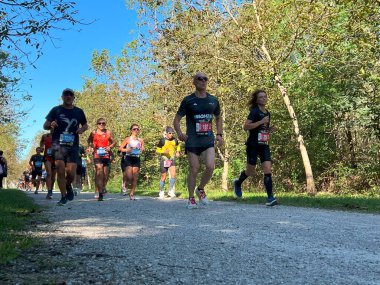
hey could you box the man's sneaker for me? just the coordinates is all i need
[130,194,136,200]
[158,191,165,199]
[46,191,53,200]
[66,185,74,201]
[34,190,38,194]
[195,187,210,205]
[121,187,128,196]
[187,197,198,209]
[57,196,67,206]
[233,179,242,199]
[266,197,278,206]
[98,193,104,201]
[168,191,176,198]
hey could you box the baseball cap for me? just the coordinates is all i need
[62,88,75,95]
[165,126,175,133]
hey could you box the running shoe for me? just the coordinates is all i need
[168,191,176,198]
[195,187,210,205]
[265,197,278,206]
[73,188,78,196]
[98,193,104,201]
[121,187,128,196]
[57,196,67,206]
[66,184,74,201]
[233,179,243,199]
[159,191,165,199]
[130,194,136,200]
[46,190,53,200]
[187,197,198,209]
[34,190,38,194]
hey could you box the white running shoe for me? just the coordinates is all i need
[159,191,165,199]
[168,191,176,198]
[195,187,210,205]
[187,197,198,209]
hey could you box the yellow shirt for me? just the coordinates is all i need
[156,137,180,159]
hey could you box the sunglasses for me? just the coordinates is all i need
[132,128,140,131]
[97,122,106,125]
[63,93,74,97]
[197,76,208,82]
[167,132,174,135]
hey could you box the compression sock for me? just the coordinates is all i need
[169,178,175,192]
[264,173,273,198]
[159,180,165,192]
[237,170,248,185]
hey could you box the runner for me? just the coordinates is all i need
[87,118,116,201]
[0,150,7,189]
[118,150,128,196]
[156,126,181,199]
[23,170,32,191]
[40,130,56,199]
[73,145,86,196]
[232,89,278,206]
[43,88,88,205]
[173,72,223,209]
[40,169,47,191]
[118,124,145,200]
[29,147,44,194]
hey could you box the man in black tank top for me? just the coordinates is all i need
[173,72,223,209]
[43,88,88,206]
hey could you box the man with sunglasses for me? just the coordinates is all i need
[43,88,88,205]
[173,72,223,209]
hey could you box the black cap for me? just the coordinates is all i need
[62,88,75,95]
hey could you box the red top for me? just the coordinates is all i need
[93,130,111,159]
[43,134,54,162]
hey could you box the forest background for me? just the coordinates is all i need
[1,0,379,197]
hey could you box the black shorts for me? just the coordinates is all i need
[246,144,271,166]
[159,158,176,173]
[94,157,111,166]
[185,144,214,156]
[121,155,140,170]
[32,170,43,179]
[53,145,79,164]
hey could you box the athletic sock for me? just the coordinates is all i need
[169,178,175,192]
[264,173,273,198]
[237,170,248,185]
[159,180,165,192]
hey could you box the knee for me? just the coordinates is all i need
[205,163,215,172]
[189,165,200,174]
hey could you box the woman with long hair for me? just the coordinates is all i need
[233,89,278,206]
[118,124,145,200]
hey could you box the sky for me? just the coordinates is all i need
[20,1,138,158]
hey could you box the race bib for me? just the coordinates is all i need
[258,131,270,145]
[163,159,173,168]
[97,148,107,157]
[46,148,53,156]
[81,159,87,167]
[195,121,212,136]
[131,148,140,156]
[35,161,43,168]
[59,133,75,146]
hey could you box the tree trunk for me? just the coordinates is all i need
[274,75,316,195]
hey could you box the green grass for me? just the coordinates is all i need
[134,186,380,214]
[0,189,43,264]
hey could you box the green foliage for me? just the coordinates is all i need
[0,189,41,264]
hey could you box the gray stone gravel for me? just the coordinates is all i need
[1,191,379,285]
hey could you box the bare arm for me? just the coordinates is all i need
[108,131,116,149]
[243,116,269,131]
[173,114,187,142]
[118,137,129,152]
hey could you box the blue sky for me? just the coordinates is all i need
[20,1,138,157]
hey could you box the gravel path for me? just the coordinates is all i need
[1,191,379,285]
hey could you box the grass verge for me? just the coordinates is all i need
[134,186,380,214]
[0,189,43,264]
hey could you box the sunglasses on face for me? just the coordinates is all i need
[167,132,174,135]
[98,122,106,125]
[197,76,208,82]
[132,128,140,131]
[63,93,74,97]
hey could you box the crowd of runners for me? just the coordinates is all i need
[10,72,278,208]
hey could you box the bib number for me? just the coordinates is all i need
[47,148,53,156]
[35,161,43,168]
[258,131,270,144]
[59,133,75,146]
[97,148,107,157]
[163,159,173,168]
[196,122,212,136]
[131,148,140,156]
